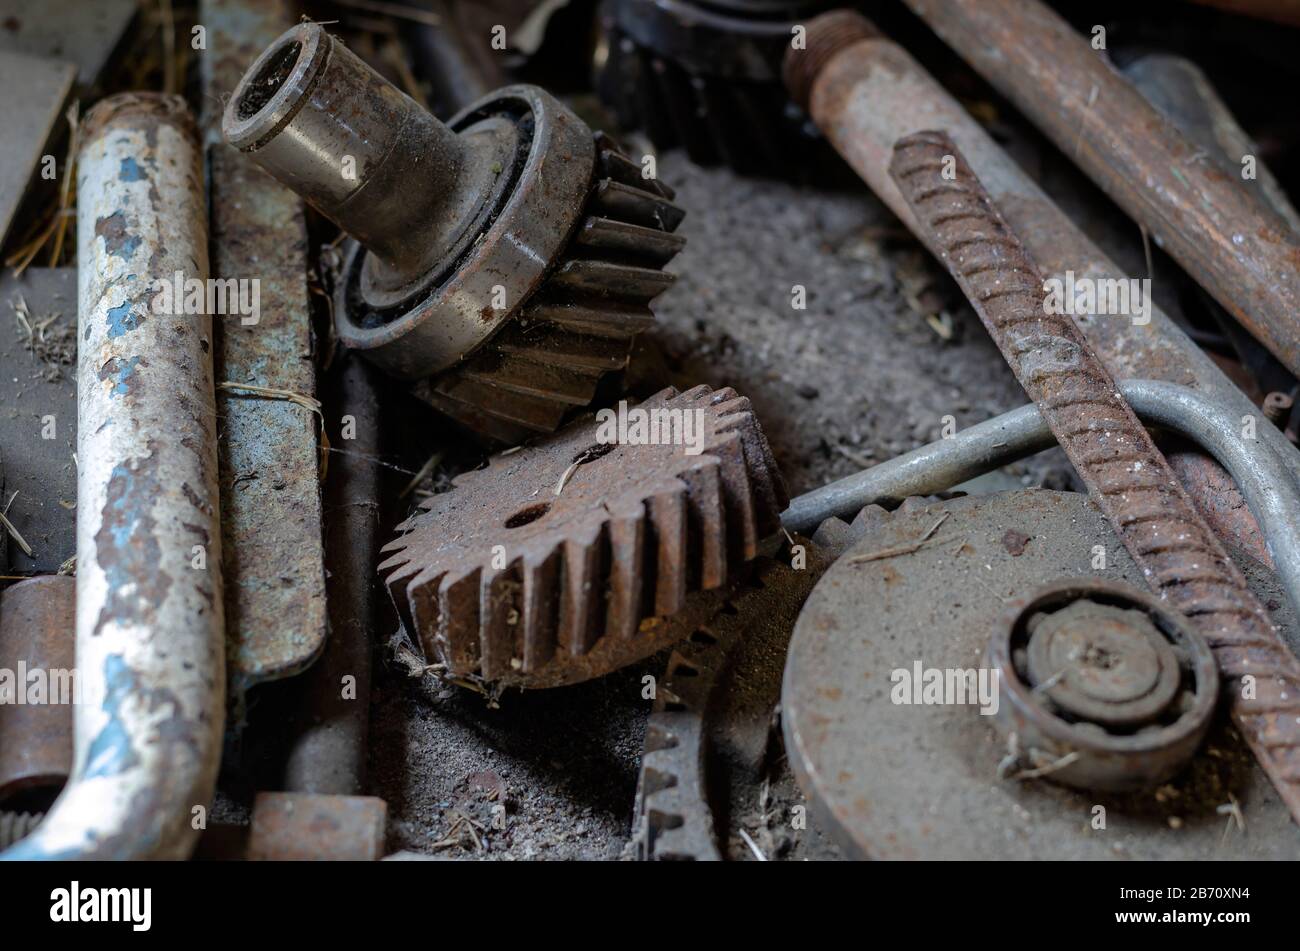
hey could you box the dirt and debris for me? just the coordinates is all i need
[9,294,74,382]
[368,149,1073,859]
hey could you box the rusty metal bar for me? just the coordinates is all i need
[1125,53,1300,233]
[281,356,383,795]
[783,379,1300,626]
[200,0,327,715]
[4,93,224,860]
[889,130,1300,822]
[902,0,1300,379]
[0,577,74,808]
[784,11,1299,562]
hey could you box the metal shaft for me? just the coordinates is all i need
[4,94,224,860]
[0,577,74,808]
[221,22,489,283]
[890,131,1300,823]
[784,10,1299,562]
[1125,53,1300,234]
[903,0,1300,379]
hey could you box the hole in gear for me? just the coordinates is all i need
[505,501,551,529]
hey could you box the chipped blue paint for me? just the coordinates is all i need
[81,654,141,780]
[108,355,142,399]
[119,156,145,182]
[106,300,141,338]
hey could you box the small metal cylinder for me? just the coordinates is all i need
[4,93,224,860]
[0,577,75,808]
[222,23,480,280]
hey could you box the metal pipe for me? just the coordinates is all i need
[222,22,510,287]
[785,378,1300,642]
[3,93,224,860]
[0,577,75,809]
[1124,53,1300,233]
[402,0,502,117]
[783,11,1300,560]
[901,0,1300,379]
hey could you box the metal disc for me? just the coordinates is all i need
[782,489,1300,859]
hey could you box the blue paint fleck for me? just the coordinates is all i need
[118,156,145,182]
[106,301,142,338]
[81,654,141,780]
[109,356,141,399]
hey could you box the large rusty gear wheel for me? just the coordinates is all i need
[380,385,787,688]
[413,133,686,443]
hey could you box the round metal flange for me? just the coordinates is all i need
[988,580,1218,793]
[334,85,597,381]
[782,489,1300,859]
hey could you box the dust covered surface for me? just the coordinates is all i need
[367,153,1077,860]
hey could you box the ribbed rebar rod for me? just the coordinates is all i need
[888,130,1300,822]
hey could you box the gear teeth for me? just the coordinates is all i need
[633,547,833,860]
[420,136,686,444]
[811,499,940,557]
[597,1,834,179]
[380,386,787,688]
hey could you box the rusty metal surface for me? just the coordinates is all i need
[903,0,1300,380]
[0,50,74,251]
[199,0,328,708]
[783,490,1300,859]
[5,93,224,861]
[246,792,387,861]
[224,23,684,443]
[0,0,136,91]
[634,546,831,860]
[0,268,77,575]
[281,356,383,796]
[1125,53,1300,233]
[989,579,1218,792]
[786,379,1300,626]
[0,577,74,806]
[785,11,1299,562]
[381,385,787,689]
[889,131,1300,824]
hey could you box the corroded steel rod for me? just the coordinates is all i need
[903,0,1300,379]
[890,130,1300,820]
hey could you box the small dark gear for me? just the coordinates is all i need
[596,0,836,178]
[633,545,838,860]
[380,385,787,688]
[223,24,685,443]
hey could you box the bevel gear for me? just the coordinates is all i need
[597,0,835,177]
[223,24,684,443]
[379,385,786,688]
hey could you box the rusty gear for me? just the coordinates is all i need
[412,132,686,443]
[380,385,787,688]
[785,490,1300,859]
[597,0,835,178]
[223,25,684,443]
